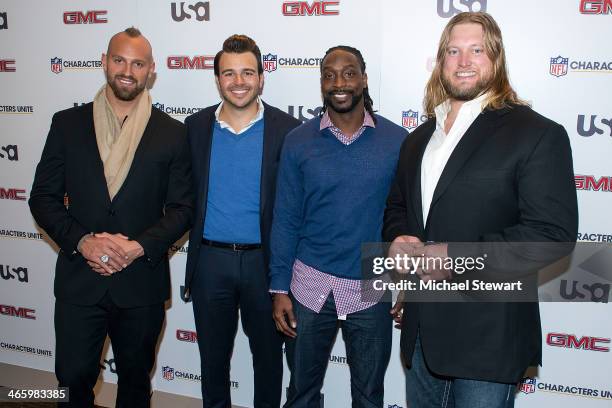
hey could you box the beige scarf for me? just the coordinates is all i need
[93,85,151,200]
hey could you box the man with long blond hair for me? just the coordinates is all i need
[383,12,577,407]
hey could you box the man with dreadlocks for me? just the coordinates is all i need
[269,45,407,407]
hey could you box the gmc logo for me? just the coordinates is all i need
[547,332,610,352]
[0,59,16,72]
[282,1,339,16]
[167,55,214,69]
[580,0,612,14]
[63,10,108,24]
[575,175,612,191]
[0,188,26,201]
[0,304,36,319]
[176,329,198,342]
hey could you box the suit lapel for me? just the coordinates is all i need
[196,107,217,214]
[84,104,112,205]
[260,102,277,220]
[426,110,499,224]
[110,111,156,203]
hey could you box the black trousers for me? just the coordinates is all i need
[191,245,284,408]
[55,292,164,408]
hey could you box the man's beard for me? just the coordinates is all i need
[107,74,146,101]
[324,89,364,114]
[441,72,492,101]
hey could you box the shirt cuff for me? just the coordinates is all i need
[269,289,289,295]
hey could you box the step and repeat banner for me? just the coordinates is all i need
[1,1,611,407]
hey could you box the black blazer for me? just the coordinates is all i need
[29,103,194,308]
[183,101,301,291]
[383,105,578,383]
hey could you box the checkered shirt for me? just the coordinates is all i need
[291,259,383,315]
[319,109,375,145]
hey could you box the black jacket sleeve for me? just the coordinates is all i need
[29,112,89,257]
[135,125,195,265]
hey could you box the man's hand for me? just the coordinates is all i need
[418,243,452,282]
[84,233,145,276]
[97,233,145,263]
[79,233,129,275]
[390,290,406,329]
[272,293,297,338]
[389,235,424,274]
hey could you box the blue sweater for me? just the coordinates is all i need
[203,120,263,243]
[269,115,407,291]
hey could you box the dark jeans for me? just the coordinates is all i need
[406,333,516,408]
[191,245,283,408]
[284,294,392,408]
[55,292,164,408]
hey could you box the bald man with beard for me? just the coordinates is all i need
[30,28,194,407]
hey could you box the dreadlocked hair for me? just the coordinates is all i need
[320,45,377,124]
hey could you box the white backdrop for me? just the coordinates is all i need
[1,1,611,407]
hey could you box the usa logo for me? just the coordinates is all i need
[402,110,419,130]
[51,57,63,74]
[549,56,568,77]
[519,377,536,394]
[162,366,175,381]
[153,102,165,111]
[263,53,277,72]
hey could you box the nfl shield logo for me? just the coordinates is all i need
[51,57,62,74]
[519,377,536,394]
[549,56,568,77]
[402,110,419,130]
[263,53,277,72]
[162,366,174,381]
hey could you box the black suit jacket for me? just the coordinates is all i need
[383,105,578,383]
[29,103,194,308]
[183,101,301,291]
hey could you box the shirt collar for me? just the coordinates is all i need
[434,93,488,129]
[214,97,264,135]
[319,109,375,131]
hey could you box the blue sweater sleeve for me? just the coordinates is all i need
[269,137,304,292]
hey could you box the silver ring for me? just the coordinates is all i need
[100,254,110,264]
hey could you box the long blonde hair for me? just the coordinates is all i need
[424,12,527,117]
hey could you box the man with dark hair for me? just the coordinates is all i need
[383,12,578,407]
[184,34,300,408]
[30,28,193,407]
[270,45,407,408]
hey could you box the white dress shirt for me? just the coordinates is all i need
[421,93,488,225]
[214,97,264,134]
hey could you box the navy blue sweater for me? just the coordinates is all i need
[269,115,407,291]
